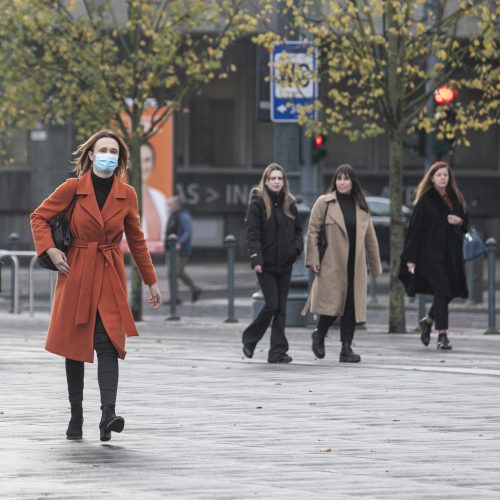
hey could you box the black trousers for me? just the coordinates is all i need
[428,293,452,331]
[242,270,291,360]
[316,264,356,345]
[65,313,119,408]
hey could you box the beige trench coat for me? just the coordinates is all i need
[302,192,382,322]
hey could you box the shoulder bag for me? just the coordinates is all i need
[463,227,487,262]
[37,188,79,271]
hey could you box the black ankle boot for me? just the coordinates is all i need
[311,329,327,359]
[99,405,125,442]
[66,402,83,440]
[419,317,432,346]
[339,342,361,363]
[437,333,452,351]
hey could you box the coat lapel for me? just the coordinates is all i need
[325,192,347,237]
[76,170,104,227]
[101,176,127,224]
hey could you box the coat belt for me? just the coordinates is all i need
[70,239,133,332]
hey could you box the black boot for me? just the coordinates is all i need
[99,405,125,442]
[311,329,327,359]
[437,333,452,351]
[419,317,432,347]
[339,342,361,363]
[66,402,83,440]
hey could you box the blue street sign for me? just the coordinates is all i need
[270,41,318,123]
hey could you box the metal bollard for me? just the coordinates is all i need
[367,275,378,305]
[484,238,499,335]
[224,235,238,323]
[8,233,19,250]
[166,234,180,321]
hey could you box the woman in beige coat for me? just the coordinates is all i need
[302,164,382,362]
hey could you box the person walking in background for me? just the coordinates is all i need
[165,196,202,303]
[242,163,303,364]
[302,164,382,363]
[399,161,468,350]
[31,129,161,442]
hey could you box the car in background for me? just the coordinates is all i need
[366,196,412,263]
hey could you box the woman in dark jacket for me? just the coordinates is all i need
[399,161,468,350]
[242,163,303,363]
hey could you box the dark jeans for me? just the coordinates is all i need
[65,313,119,408]
[176,255,199,293]
[428,293,452,331]
[316,279,356,345]
[242,270,291,360]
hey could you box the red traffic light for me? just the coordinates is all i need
[314,135,324,147]
[434,86,458,105]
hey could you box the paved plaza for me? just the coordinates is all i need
[1,305,500,499]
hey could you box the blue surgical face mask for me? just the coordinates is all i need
[94,153,119,174]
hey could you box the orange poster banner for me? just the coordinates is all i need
[120,109,174,254]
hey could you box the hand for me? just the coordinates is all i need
[447,214,463,226]
[148,283,161,308]
[407,262,415,274]
[46,247,70,275]
[176,243,182,252]
[312,264,320,274]
[254,264,262,273]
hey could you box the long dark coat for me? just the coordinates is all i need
[399,187,468,299]
[245,190,303,273]
[31,170,157,363]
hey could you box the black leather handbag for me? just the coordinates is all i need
[37,192,78,271]
[317,201,330,262]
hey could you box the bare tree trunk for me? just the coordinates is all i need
[386,5,407,333]
[388,126,407,333]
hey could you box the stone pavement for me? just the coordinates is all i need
[1,310,500,499]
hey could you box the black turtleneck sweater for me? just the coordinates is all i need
[91,171,114,211]
[337,192,356,265]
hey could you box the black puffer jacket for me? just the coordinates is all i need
[245,189,303,273]
[399,187,468,299]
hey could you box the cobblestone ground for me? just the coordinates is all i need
[1,311,500,499]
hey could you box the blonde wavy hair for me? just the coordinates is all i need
[72,129,130,178]
[414,161,465,208]
[250,163,296,219]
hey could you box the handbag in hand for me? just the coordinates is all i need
[463,227,487,262]
[37,191,78,271]
[317,201,330,262]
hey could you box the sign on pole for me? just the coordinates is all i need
[270,41,318,123]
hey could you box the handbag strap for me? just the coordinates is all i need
[321,200,330,225]
[62,182,79,221]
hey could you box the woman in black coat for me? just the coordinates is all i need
[399,161,468,350]
[242,163,303,363]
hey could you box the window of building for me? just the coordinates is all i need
[189,98,235,167]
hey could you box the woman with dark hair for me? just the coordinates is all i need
[302,164,382,362]
[31,129,161,441]
[242,163,303,363]
[399,161,468,350]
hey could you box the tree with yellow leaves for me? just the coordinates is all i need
[0,0,253,319]
[256,0,499,332]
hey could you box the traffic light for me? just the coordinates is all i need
[433,85,458,159]
[311,134,327,163]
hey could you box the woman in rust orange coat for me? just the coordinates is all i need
[31,129,161,442]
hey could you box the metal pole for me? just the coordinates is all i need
[224,235,238,323]
[3,255,20,314]
[166,234,180,321]
[484,238,498,334]
[466,260,476,305]
[29,256,37,317]
[367,275,378,305]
